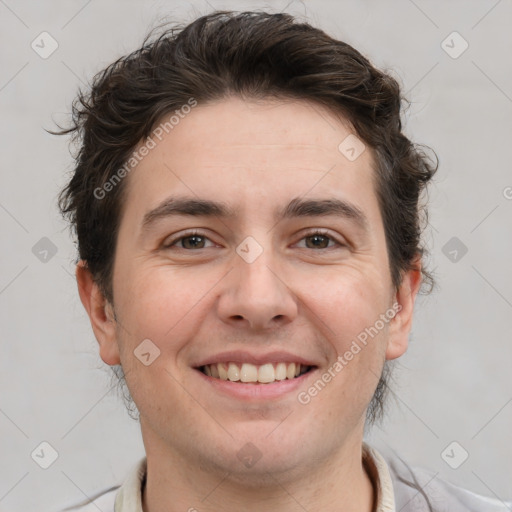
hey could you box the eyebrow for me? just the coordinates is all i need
[141,196,369,232]
[142,198,236,229]
[279,197,368,231]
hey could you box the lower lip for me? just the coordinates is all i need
[194,368,317,400]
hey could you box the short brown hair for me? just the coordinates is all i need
[57,10,438,424]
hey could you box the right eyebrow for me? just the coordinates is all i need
[141,196,237,231]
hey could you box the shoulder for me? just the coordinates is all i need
[59,486,118,512]
[383,450,512,512]
[58,456,146,512]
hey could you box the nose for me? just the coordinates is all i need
[216,250,298,331]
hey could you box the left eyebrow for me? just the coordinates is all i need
[278,197,369,233]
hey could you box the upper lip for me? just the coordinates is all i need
[193,350,319,368]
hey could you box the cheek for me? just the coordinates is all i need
[300,265,391,403]
[112,265,208,416]
[300,265,390,347]
[113,263,210,348]
[305,325,389,429]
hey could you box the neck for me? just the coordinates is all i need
[141,427,376,512]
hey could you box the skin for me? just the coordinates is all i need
[77,96,422,512]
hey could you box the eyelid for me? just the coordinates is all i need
[293,228,346,249]
[162,229,217,249]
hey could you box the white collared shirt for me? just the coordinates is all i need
[62,443,512,512]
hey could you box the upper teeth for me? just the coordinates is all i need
[202,362,305,383]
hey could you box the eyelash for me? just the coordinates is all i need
[163,229,345,251]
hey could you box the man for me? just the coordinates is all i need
[58,10,511,512]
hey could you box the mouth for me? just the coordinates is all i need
[198,362,314,384]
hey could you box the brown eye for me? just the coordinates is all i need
[163,232,215,250]
[179,235,207,249]
[295,230,343,250]
[304,234,332,249]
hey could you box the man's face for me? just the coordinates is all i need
[83,96,419,480]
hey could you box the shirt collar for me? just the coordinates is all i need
[363,442,396,512]
[115,443,395,512]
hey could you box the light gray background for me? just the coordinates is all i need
[1,1,511,511]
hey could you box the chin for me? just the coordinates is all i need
[196,425,313,481]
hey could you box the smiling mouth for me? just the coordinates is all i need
[199,362,314,384]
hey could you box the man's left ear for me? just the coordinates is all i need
[385,255,423,360]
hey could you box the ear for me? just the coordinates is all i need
[385,256,423,360]
[76,260,120,365]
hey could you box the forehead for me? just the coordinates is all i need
[156,96,363,166]
[121,96,379,227]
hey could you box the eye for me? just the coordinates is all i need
[295,230,344,250]
[163,231,216,250]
